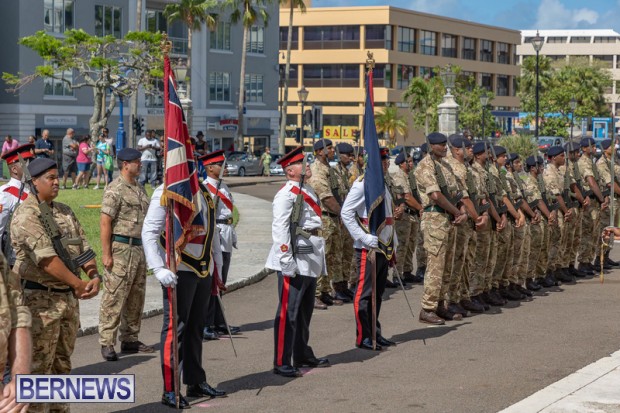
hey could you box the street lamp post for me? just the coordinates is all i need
[569,97,577,141]
[532,30,545,140]
[174,60,192,135]
[480,91,489,140]
[297,85,309,147]
[117,95,126,150]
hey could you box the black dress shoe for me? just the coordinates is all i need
[605,256,620,267]
[402,272,416,283]
[415,266,426,281]
[293,357,330,368]
[202,327,219,341]
[161,392,190,409]
[384,279,397,288]
[334,291,352,302]
[273,365,302,377]
[121,340,155,353]
[314,297,328,310]
[356,337,383,351]
[101,345,118,361]
[319,292,334,306]
[186,382,227,398]
[214,325,242,335]
[461,298,484,313]
[376,335,396,347]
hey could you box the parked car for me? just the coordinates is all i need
[269,153,284,176]
[538,136,564,153]
[226,152,263,176]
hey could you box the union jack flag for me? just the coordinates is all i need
[162,55,204,263]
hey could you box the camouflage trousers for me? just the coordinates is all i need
[98,243,147,346]
[526,220,544,279]
[448,221,474,303]
[25,290,79,413]
[317,215,342,295]
[420,212,455,311]
[536,220,551,276]
[484,230,498,291]
[394,216,413,276]
[579,202,600,264]
[494,223,513,288]
[595,204,613,257]
[469,225,491,296]
[404,215,420,273]
[511,221,528,284]
[546,211,565,272]
[563,207,581,267]
[416,224,427,269]
[461,226,477,299]
[340,221,354,284]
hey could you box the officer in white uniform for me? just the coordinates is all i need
[200,150,241,340]
[266,146,330,378]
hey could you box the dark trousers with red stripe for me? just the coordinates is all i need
[161,271,212,392]
[353,249,388,345]
[273,272,316,367]
[206,251,231,327]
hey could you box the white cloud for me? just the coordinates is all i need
[533,0,599,29]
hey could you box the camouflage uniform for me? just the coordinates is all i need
[415,155,463,312]
[390,167,414,277]
[559,163,578,269]
[11,196,91,413]
[468,162,492,297]
[543,163,564,272]
[308,160,342,297]
[577,156,599,265]
[567,159,584,267]
[488,164,511,289]
[504,169,524,286]
[334,162,354,284]
[595,154,619,257]
[522,174,544,280]
[98,175,150,347]
[404,169,421,275]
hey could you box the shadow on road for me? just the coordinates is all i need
[71,351,159,376]
[237,318,274,333]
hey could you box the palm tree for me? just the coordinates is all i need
[164,0,218,102]
[375,106,408,148]
[278,0,306,154]
[403,76,442,134]
[228,0,270,151]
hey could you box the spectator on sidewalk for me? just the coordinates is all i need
[137,130,160,189]
[103,127,115,183]
[2,135,19,180]
[260,147,272,177]
[75,135,94,189]
[35,129,54,159]
[94,133,112,189]
[61,128,78,189]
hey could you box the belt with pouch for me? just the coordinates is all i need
[23,280,72,294]
[112,234,142,246]
[216,217,233,225]
[423,205,447,214]
[322,211,339,218]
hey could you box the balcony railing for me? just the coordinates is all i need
[170,37,188,55]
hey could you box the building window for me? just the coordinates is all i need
[441,34,457,58]
[512,77,517,96]
[366,25,392,50]
[279,27,298,50]
[279,64,298,88]
[594,37,617,43]
[459,71,475,91]
[44,65,73,97]
[374,64,392,88]
[594,55,613,68]
[481,73,493,91]
[246,26,264,54]
[523,37,533,43]
[397,27,415,53]
[462,37,476,60]
[147,10,187,54]
[570,36,590,43]
[146,9,167,32]
[211,21,231,51]
[496,75,508,96]
[497,42,509,64]
[419,66,433,79]
[420,30,436,55]
[44,0,74,33]
[480,39,493,62]
[95,5,122,38]
[547,36,567,43]
[209,72,230,102]
[303,64,359,87]
[304,26,360,50]
[396,65,414,89]
[244,74,263,102]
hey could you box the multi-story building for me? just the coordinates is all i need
[278,5,521,147]
[517,29,620,131]
[0,0,279,157]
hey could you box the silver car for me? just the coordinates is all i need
[226,152,264,176]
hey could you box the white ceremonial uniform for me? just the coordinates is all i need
[265,180,327,277]
[205,176,237,253]
[0,177,29,263]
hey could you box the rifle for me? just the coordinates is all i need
[408,148,422,205]
[593,159,610,198]
[289,155,311,257]
[536,158,560,212]
[572,156,591,199]
[424,135,462,207]
[18,154,95,274]
[486,145,507,214]
[562,152,579,208]
[462,140,488,215]
[329,146,343,206]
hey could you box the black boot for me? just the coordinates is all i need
[605,252,620,267]
[569,264,587,278]
[513,283,532,297]
[526,278,541,291]
[578,262,595,276]
[594,257,612,270]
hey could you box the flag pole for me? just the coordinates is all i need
[162,37,181,409]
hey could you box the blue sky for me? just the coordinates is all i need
[311,0,620,33]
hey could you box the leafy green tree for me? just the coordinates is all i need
[3,29,163,137]
[277,0,306,154]
[374,106,408,148]
[499,134,538,160]
[454,73,496,138]
[402,75,443,134]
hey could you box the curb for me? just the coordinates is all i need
[226,178,284,188]
[77,268,274,338]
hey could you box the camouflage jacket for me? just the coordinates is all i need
[415,155,463,208]
[309,160,337,212]
[101,175,150,239]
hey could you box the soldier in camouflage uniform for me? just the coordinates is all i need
[0,250,31,412]
[308,139,343,308]
[403,155,423,283]
[99,148,154,361]
[415,133,468,325]
[595,139,620,269]
[348,146,365,186]
[414,144,428,281]
[11,158,101,413]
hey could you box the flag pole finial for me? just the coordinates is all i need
[366,51,375,71]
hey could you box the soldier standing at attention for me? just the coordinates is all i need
[566,143,592,276]
[308,139,343,308]
[403,154,424,284]
[414,144,429,281]
[201,150,241,340]
[415,133,468,325]
[11,158,101,413]
[333,142,355,302]
[348,146,365,186]
[266,146,330,377]
[99,148,154,361]
[595,139,620,268]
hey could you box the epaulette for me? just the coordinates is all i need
[357,174,364,182]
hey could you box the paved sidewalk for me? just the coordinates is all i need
[78,190,274,336]
[500,349,620,413]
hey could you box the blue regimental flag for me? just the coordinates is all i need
[363,69,386,235]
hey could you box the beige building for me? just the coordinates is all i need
[518,29,620,130]
[278,5,521,148]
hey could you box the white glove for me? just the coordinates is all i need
[282,272,296,278]
[153,267,177,287]
[360,234,379,249]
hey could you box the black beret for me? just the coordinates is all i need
[419,143,428,154]
[601,139,612,150]
[564,141,579,152]
[28,157,57,177]
[509,153,520,162]
[314,139,333,151]
[427,132,447,144]
[354,146,364,155]
[537,156,544,165]
[395,152,406,165]
[473,142,487,155]
[547,146,564,157]
[117,148,141,162]
[336,142,354,154]
[525,156,537,167]
[449,136,472,148]
[580,137,595,147]
[493,146,507,156]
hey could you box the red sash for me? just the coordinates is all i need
[290,186,322,217]
[206,183,233,211]
[3,185,28,201]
